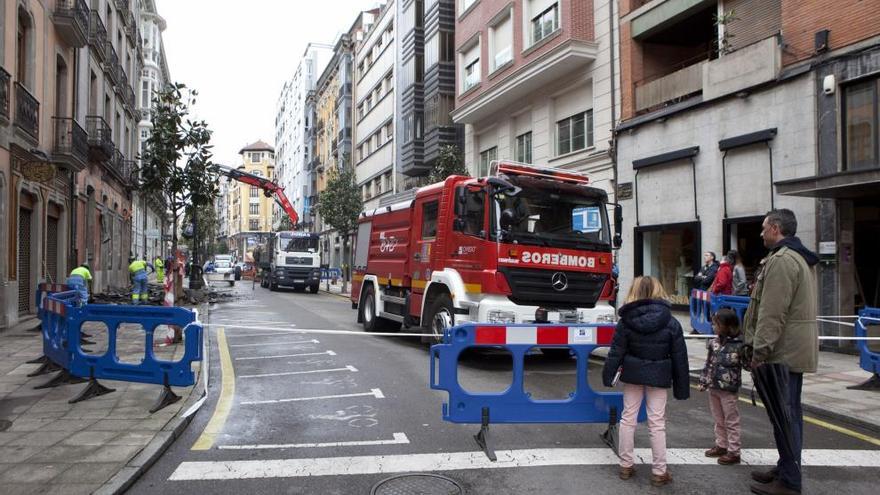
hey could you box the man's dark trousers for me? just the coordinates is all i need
[770,372,804,492]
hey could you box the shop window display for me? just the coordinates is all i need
[638,225,698,306]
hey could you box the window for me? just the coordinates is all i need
[425,94,454,131]
[249,204,260,215]
[421,201,439,239]
[556,110,593,155]
[457,186,486,237]
[516,132,532,163]
[249,219,260,231]
[460,0,477,15]
[478,146,497,177]
[637,223,699,306]
[384,172,393,192]
[384,122,393,141]
[460,39,480,93]
[490,11,513,71]
[250,186,259,198]
[844,79,879,171]
[532,3,559,45]
[249,152,262,162]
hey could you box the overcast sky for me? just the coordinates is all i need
[156,0,378,167]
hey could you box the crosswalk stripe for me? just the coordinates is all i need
[169,448,880,480]
[238,365,358,379]
[218,432,409,450]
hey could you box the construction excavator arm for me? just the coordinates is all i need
[218,165,299,226]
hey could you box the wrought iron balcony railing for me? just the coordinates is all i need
[14,82,39,141]
[52,117,89,169]
[115,0,129,19]
[86,115,113,161]
[52,0,90,47]
[88,10,107,62]
[0,67,10,119]
[104,41,119,84]
[126,12,136,41]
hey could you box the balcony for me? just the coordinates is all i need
[85,116,113,161]
[115,0,129,19]
[107,149,125,182]
[51,117,89,170]
[451,39,598,124]
[122,159,138,188]
[125,12,136,41]
[114,68,127,96]
[0,67,9,120]
[635,58,706,112]
[103,42,119,85]
[88,10,107,62]
[52,0,89,48]
[124,85,136,113]
[14,83,39,142]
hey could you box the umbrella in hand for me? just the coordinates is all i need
[751,362,800,479]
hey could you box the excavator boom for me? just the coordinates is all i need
[218,165,299,226]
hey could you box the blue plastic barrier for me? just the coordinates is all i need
[690,289,713,334]
[36,282,69,321]
[855,307,880,375]
[430,323,646,459]
[36,293,203,410]
[321,267,342,280]
[712,294,750,323]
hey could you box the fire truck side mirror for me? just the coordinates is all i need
[500,209,516,230]
[613,204,623,249]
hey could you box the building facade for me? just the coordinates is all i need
[614,0,880,348]
[451,0,618,198]
[226,140,275,257]
[1,0,142,329]
[398,0,462,187]
[132,0,169,263]
[274,43,332,230]
[353,1,397,211]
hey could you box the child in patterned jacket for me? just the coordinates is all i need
[699,308,744,465]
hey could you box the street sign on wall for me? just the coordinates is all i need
[146,229,160,240]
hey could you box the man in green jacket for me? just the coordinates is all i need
[744,208,818,495]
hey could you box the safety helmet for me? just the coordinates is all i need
[81,263,90,270]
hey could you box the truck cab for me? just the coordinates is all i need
[261,231,322,293]
[352,161,621,339]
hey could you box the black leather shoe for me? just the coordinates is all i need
[750,479,800,495]
[750,468,778,484]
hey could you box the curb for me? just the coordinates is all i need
[320,288,351,300]
[94,302,212,495]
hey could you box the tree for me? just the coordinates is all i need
[316,162,362,292]
[278,215,293,231]
[429,144,468,183]
[138,83,219,297]
[183,202,218,259]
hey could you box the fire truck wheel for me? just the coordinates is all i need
[424,293,454,344]
[362,285,401,332]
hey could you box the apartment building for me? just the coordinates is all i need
[452,0,618,196]
[274,43,333,230]
[310,13,374,270]
[396,0,463,187]
[1,0,142,328]
[226,141,276,257]
[615,0,880,346]
[133,0,170,263]
[353,1,397,211]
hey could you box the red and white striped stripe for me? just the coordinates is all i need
[45,299,67,316]
[39,283,69,292]
[473,325,615,346]
[692,290,710,302]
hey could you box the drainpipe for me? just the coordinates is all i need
[609,0,619,265]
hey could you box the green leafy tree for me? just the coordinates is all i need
[429,144,468,183]
[316,160,362,292]
[278,215,294,231]
[138,83,219,296]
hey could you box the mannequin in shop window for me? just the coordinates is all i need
[676,256,693,297]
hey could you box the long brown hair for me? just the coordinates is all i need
[624,276,668,305]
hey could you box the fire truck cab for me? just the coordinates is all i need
[351,161,622,339]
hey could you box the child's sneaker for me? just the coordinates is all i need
[704,446,727,457]
[718,452,741,465]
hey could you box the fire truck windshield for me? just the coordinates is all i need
[491,176,611,252]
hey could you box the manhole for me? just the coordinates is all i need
[371,473,463,495]
[0,419,11,432]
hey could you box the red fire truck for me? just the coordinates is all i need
[351,161,622,340]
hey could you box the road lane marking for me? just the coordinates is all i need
[239,365,358,379]
[227,332,306,338]
[235,350,336,361]
[191,328,235,451]
[203,323,425,338]
[217,432,409,450]
[241,388,384,405]
[229,339,320,348]
[688,384,880,447]
[169,448,880,480]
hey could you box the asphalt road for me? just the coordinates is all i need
[127,282,880,494]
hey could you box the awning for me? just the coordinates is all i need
[775,168,880,199]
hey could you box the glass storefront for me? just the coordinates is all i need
[636,223,700,307]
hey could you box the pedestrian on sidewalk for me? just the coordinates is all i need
[699,308,744,465]
[67,263,92,306]
[693,252,719,291]
[731,250,749,296]
[602,276,690,487]
[744,208,819,495]
[709,252,734,295]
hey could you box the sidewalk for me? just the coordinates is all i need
[0,307,207,494]
[320,280,352,299]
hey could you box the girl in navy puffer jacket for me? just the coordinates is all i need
[602,276,690,487]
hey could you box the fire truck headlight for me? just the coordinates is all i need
[487,310,516,324]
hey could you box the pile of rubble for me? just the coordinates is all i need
[90,283,236,307]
